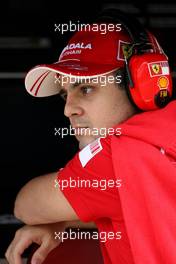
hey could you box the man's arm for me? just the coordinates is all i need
[14,172,79,225]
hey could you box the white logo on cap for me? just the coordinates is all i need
[59,42,92,60]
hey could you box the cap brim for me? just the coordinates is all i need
[25,60,120,97]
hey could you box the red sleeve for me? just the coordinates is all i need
[57,136,123,222]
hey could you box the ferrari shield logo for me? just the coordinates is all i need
[152,64,160,74]
[122,44,132,59]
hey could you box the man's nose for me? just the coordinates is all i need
[64,95,84,117]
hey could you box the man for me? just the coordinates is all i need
[5,13,176,264]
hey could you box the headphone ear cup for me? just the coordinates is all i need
[126,53,173,111]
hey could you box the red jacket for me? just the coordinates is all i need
[111,100,176,263]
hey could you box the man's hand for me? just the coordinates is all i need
[5,222,66,264]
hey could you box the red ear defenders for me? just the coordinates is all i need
[95,9,173,111]
[126,52,172,110]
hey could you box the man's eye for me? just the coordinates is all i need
[81,86,93,95]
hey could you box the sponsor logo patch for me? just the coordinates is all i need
[117,40,131,61]
[157,76,169,90]
[79,138,103,167]
[148,61,169,77]
[157,76,169,98]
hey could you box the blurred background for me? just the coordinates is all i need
[0,0,176,258]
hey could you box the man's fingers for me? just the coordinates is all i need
[5,242,12,261]
[5,234,33,264]
[12,248,23,264]
[5,225,61,264]
[31,241,53,264]
[5,242,23,264]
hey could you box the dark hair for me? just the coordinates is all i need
[113,68,126,90]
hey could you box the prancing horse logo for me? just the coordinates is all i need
[152,64,160,74]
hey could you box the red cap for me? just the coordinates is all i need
[25,25,162,97]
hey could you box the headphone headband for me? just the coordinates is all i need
[95,8,151,50]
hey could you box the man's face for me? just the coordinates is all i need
[58,72,136,149]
